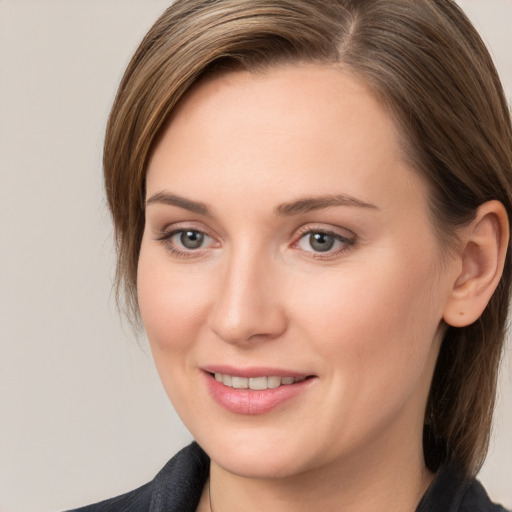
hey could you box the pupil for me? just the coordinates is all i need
[180,230,204,249]
[310,232,334,252]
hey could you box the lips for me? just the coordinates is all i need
[203,366,315,415]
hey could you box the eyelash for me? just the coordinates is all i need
[155,225,356,260]
[155,228,217,259]
[292,225,356,260]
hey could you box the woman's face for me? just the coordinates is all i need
[138,64,458,478]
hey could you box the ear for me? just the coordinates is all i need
[443,200,509,328]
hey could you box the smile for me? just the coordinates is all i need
[214,373,307,390]
[204,367,316,415]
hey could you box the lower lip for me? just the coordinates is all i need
[205,373,315,415]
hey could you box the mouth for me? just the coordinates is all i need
[203,368,316,415]
[211,372,308,390]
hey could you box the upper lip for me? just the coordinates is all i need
[202,365,313,379]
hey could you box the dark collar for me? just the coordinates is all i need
[416,464,470,512]
[150,442,210,512]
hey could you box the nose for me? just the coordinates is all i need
[207,248,287,346]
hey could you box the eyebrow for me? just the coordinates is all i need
[145,192,212,216]
[145,191,378,217]
[274,194,378,216]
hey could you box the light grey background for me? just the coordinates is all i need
[0,1,510,511]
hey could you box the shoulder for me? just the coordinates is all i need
[64,442,210,512]
[458,480,510,512]
[417,464,510,512]
[66,481,153,512]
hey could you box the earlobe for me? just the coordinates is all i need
[443,200,509,328]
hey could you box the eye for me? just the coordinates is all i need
[295,228,355,256]
[156,227,218,258]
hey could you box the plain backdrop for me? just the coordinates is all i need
[0,1,511,511]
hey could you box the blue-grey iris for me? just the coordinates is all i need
[310,232,335,252]
[181,230,204,249]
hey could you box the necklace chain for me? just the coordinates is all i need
[208,478,214,512]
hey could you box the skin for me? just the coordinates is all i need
[138,64,465,512]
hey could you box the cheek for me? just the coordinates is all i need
[290,250,444,397]
[137,243,215,420]
[137,243,210,355]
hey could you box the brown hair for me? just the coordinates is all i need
[103,0,512,475]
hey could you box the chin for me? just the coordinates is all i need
[194,426,325,479]
[212,448,305,479]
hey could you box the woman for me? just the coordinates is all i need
[71,0,512,510]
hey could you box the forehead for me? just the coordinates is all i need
[160,63,396,157]
[147,63,427,217]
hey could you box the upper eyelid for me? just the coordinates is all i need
[157,227,215,245]
[293,223,356,240]
[154,221,216,239]
[293,230,355,248]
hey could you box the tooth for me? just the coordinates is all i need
[232,376,249,389]
[267,376,281,389]
[216,373,303,389]
[249,377,268,390]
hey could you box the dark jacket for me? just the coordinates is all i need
[67,442,509,512]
